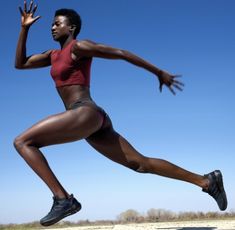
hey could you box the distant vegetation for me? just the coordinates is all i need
[117,209,235,223]
[1,209,235,229]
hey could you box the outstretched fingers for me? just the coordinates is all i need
[173,83,183,92]
[24,0,27,12]
[19,0,40,27]
[19,6,24,16]
[32,4,38,16]
[173,75,184,85]
[28,0,33,13]
[158,71,185,95]
[173,77,184,91]
[20,0,38,15]
[174,79,184,86]
[167,85,176,95]
[159,82,163,93]
[171,75,184,93]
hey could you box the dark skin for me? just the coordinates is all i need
[15,0,209,200]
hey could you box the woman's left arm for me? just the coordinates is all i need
[72,40,184,94]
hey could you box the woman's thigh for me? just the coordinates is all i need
[86,118,145,167]
[17,106,104,147]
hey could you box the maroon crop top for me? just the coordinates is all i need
[50,40,92,87]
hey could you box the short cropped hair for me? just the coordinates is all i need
[55,9,82,38]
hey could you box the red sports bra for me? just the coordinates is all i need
[50,40,92,87]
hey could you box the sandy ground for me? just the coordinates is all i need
[43,219,235,230]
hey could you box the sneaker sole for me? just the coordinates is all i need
[213,170,227,211]
[40,203,82,226]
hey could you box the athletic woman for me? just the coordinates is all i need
[14,0,227,226]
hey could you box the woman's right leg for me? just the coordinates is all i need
[14,107,104,199]
[14,107,105,226]
[14,138,69,198]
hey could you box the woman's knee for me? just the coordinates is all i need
[13,135,25,152]
[13,134,33,152]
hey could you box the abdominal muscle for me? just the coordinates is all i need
[56,84,92,110]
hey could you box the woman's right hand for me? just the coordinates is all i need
[19,0,41,28]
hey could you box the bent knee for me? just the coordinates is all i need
[13,135,25,151]
[13,135,33,152]
[127,157,148,173]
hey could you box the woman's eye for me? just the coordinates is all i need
[53,22,60,26]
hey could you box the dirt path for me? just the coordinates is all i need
[43,219,235,230]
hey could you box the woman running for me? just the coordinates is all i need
[14,0,227,226]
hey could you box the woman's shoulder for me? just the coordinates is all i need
[72,39,96,49]
[48,49,59,57]
[41,49,56,56]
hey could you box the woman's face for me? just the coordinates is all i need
[51,16,72,41]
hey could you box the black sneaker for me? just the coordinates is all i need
[202,170,227,211]
[40,194,81,226]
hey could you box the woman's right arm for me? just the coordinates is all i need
[15,0,51,69]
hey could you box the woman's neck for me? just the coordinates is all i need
[59,36,74,49]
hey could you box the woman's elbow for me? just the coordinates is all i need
[15,62,25,69]
[15,64,22,69]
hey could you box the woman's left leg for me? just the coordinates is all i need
[87,126,207,188]
[86,116,227,210]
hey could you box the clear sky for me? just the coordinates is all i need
[1,0,234,224]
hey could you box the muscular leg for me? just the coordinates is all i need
[14,107,104,198]
[86,116,209,189]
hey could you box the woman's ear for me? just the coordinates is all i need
[70,24,76,35]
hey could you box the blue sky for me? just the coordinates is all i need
[1,0,235,224]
